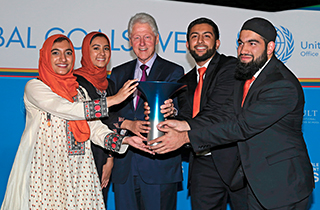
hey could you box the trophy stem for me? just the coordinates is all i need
[148,118,162,142]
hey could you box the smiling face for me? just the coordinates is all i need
[50,40,73,75]
[89,36,110,68]
[237,30,275,64]
[129,22,159,64]
[186,23,220,66]
[235,30,275,80]
[237,30,267,64]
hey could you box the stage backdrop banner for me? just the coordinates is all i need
[0,0,319,209]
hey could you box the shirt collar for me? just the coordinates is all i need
[195,56,213,70]
[254,57,271,79]
[137,53,157,71]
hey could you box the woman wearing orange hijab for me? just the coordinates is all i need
[74,31,119,208]
[1,34,152,210]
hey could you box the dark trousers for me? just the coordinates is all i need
[248,184,310,210]
[190,155,248,210]
[113,155,177,210]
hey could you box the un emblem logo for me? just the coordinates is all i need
[275,26,294,63]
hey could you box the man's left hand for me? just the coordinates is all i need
[160,99,175,118]
[148,125,190,154]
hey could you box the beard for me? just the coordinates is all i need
[235,48,268,80]
[189,43,216,63]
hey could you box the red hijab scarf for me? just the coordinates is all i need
[74,32,111,91]
[38,34,90,142]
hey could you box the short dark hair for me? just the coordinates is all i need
[90,33,109,44]
[53,36,69,44]
[187,17,219,42]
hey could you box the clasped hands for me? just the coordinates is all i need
[121,99,178,155]
[124,99,191,155]
[144,100,191,154]
[121,99,175,138]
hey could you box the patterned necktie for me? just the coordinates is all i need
[241,76,255,107]
[192,67,207,118]
[135,64,148,110]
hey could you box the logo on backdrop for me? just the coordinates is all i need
[274,26,294,63]
[0,26,187,53]
[236,26,294,63]
[313,162,319,183]
[303,109,319,124]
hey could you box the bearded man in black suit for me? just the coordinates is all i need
[150,17,314,210]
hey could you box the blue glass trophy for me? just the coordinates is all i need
[137,81,185,142]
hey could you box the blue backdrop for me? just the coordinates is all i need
[0,77,318,209]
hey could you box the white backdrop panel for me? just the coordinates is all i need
[1,0,320,78]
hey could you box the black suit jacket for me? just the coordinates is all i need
[187,56,314,209]
[177,53,241,188]
[110,55,184,184]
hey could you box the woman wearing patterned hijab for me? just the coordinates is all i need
[1,34,151,210]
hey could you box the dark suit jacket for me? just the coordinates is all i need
[110,55,184,184]
[187,56,314,209]
[177,53,241,188]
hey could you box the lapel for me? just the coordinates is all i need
[177,66,197,111]
[184,68,198,107]
[179,53,222,111]
[125,60,137,111]
[240,56,278,109]
[199,53,220,109]
[125,60,136,81]
[234,80,244,114]
[146,55,165,81]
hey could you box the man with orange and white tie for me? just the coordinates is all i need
[174,17,247,210]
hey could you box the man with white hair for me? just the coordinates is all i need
[110,12,184,210]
